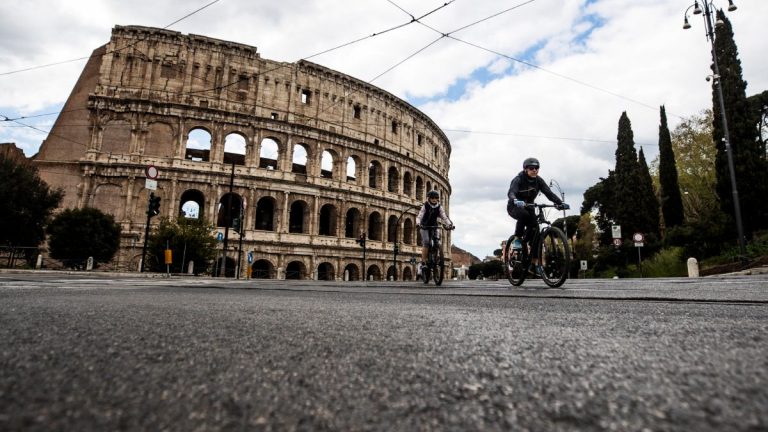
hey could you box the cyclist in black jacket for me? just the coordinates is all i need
[507,157,569,274]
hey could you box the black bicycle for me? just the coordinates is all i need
[420,224,454,286]
[504,203,570,288]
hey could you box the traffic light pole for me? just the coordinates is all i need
[220,162,235,277]
[140,194,152,272]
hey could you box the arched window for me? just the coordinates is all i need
[415,176,425,200]
[289,200,308,233]
[216,193,243,228]
[223,133,246,165]
[346,156,357,182]
[179,189,205,219]
[259,138,279,170]
[319,204,337,236]
[368,211,383,241]
[403,172,413,196]
[292,144,308,174]
[286,261,305,280]
[368,161,382,188]
[185,128,211,162]
[251,259,274,279]
[403,218,415,245]
[345,208,362,238]
[321,151,334,179]
[387,166,399,193]
[317,262,335,281]
[255,197,276,231]
[387,215,398,243]
[343,263,360,281]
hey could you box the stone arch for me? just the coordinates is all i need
[403,217,415,245]
[255,196,276,231]
[223,132,246,165]
[387,166,399,193]
[345,207,362,238]
[344,263,360,281]
[346,155,360,182]
[403,171,413,196]
[317,262,335,281]
[259,137,280,169]
[426,181,433,197]
[403,267,414,281]
[318,203,338,236]
[368,160,383,189]
[387,215,398,243]
[320,150,335,179]
[216,192,242,228]
[180,189,205,219]
[368,211,383,241]
[251,259,275,279]
[415,176,425,200]
[387,265,396,281]
[185,127,212,162]
[366,264,382,281]
[289,200,309,233]
[292,143,309,174]
[285,260,306,280]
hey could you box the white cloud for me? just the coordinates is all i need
[1,0,766,258]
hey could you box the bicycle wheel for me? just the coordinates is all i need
[433,248,445,286]
[539,227,570,288]
[504,235,526,286]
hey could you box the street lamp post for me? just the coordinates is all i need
[683,0,747,259]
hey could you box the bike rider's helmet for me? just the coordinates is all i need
[427,190,440,208]
[523,157,540,169]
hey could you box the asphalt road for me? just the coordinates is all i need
[1,273,767,431]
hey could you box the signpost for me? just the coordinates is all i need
[633,232,645,277]
[611,225,622,249]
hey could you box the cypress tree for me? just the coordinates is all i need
[657,106,684,229]
[612,112,640,238]
[638,147,660,238]
[711,10,768,237]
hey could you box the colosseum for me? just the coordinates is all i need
[33,25,453,280]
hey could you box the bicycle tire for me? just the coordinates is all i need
[539,227,570,288]
[434,248,445,286]
[504,235,526,286]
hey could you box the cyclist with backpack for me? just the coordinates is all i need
[416,190,454,276]
[507,157,569,274]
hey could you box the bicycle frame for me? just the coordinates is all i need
[420,224,448,286]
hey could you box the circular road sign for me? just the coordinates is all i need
[145,165,159,180]
[633,232,645,242]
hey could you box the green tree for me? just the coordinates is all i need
[637,147,660,238]
[657,105,684,229]
[0,156,63,262]
[147,217,217,274]
[712,11,768,237]
[46,207,121,268]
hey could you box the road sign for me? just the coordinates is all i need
[580,260,588,270]
[633,232,644,247]
[247,252,253,263]
[612,238,622,247]
[216,232,224,242]
[145,179,157,190]
[145,165,159,179]
[611,225,622,239]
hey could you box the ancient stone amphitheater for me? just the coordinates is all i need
[34,25,453,280]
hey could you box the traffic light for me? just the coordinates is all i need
[147,192,161,217]
[356,232,366,248]
[232,217,241,234]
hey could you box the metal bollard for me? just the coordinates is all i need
[687,257,699,278]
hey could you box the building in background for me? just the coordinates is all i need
[33,25,453,280]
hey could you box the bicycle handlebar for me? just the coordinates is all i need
[419,224,455,230]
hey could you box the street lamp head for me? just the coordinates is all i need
[683,16,692,29]
[728,0,737,12]
[715,17,725,28]
[693,1,702,15]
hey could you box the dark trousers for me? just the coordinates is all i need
[507,204,538,252]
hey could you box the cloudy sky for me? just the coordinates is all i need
[1,0,766,258]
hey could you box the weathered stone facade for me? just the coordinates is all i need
[33,25,452,280]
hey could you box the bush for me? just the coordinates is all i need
[636,247,687,277]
